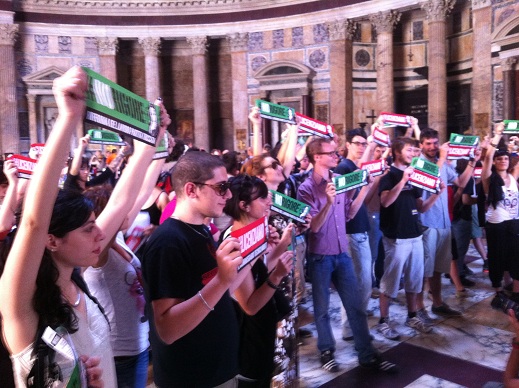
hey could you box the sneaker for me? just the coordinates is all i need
[456,288,475,298]
[483,260,489,273]
[360,355,399,374]
[320,350,339,373]
[406,316,433,333]
[375,321,400,341]
[416,308,436,325]
[460,276,476,287]
[431,303,462,317]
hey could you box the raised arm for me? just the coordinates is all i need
[0,66,87,354]
[277,124,298,178]
[481,123,504,194]
[0,160,19,233]
[69,134,90,176]
[249,106,263,156]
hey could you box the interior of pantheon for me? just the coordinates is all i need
[0,0,518,156]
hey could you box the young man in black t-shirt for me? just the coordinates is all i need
[141,152,243,387]
[376,137,442,341]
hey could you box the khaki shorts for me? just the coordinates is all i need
[422,227,452,277]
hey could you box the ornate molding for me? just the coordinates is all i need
[470,0,490,11]
[327,19,357,41]
[501,57,518,72]
[227,32,248,52]
[422,0,456,22]
[187,36,208,55]
[0,24,19,46]
[96,37,119,55]
[138,37,161,56]
[369,10,401,35]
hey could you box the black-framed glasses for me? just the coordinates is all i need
[193,181,231,196]
[350,141,368,147]
[317,151,339,157]
[262,160,281,171]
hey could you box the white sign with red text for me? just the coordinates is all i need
[231,216,268,271]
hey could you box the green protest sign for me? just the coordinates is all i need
[333,170,369,194]
[270,190,310,223]
[504,120,519,134]
[83,67,159,146]
[409,157,440,193]
[255,99,296,124]
[87,129,126,145]
[153,133,169,160]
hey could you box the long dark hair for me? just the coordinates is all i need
[487,150,510,210]
[223,174,268,221]
[33,190,94,334]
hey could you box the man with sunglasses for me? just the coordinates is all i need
[141,151,244,387]
[297,137,398,374]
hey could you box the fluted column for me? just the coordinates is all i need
[138,37,161,101]
[327,19,356,130]
[227,33,248,152]
[370,10,401,115]
[187,36,210,151]
[471,0,492,134]
[423,0,455,142]
[27,94,37,144]
[0,24,20,155]
[502,57,517,121]
[96,37,118,83]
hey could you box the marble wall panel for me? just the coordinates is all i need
[273,29,284,49]
[35,35,49,54]
[249,53,270,73]
[493,1,518,32]
[36,57,74,71]
[307,47,328,70]
[352,46,375,71]
[394,43,426,69]
[353,89,378,126]
[170,54,194,110]
[263,30,273,50]
[75,58,96,71]
[360,22,372,43]
[272,49,304,63]
[291,26,304,48]
[313,89,329,103]
[449,33,473,63]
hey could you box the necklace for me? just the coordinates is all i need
[65,283,81,307]
[172,216,209,239]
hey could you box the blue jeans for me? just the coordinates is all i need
[308,251,376,364]
[114,350,149,388]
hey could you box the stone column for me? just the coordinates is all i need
[138,37,161,102]
[27,94,38,144]
[502,57,517,120]
[327,19,356,130]
[96,37,118,83]
[423,0,455,142]
[471,0,492,136]
[0,24,19,155]
[227,32,248,152]
[370,10,401,115]
[187,36,210,151]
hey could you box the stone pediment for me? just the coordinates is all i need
[23,66,65,91]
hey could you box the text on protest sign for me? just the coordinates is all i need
[29,143,45,159]
[255,100,296,124]
[83,67,160,146]
[296,113,333,138]
[372,127,391,147]
[473,166,482,180]
[153,134,169,160]
[270,190,310,224]
[380,112,413,127]
[333,170,369,194]
[504,120,519,134]
[447,133,479,160]
[9,155,37,179]
[409,157,441,194]
[360,159,386,177]
[231,216,268,271]
[87,129,126,146]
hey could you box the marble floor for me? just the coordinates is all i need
[297,245,513,388]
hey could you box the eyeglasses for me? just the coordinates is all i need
[262,161,281,171]
[350,141,368,147]
[192,181,231,196]
[317,151,340,157]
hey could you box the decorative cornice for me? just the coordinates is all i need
[369,10,401,34]
[0,24,19,45]
[470,0,490,11]
[138,36,161,56]
[501,57,517,72]
[96,37,118,55]
[227,32,248,52]
[327,19,356,41]
[187,36,208,55]
[422,0,456,22]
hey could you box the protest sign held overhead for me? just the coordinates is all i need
[83,67,160,146]
[255,99,296,124]
[361,159,386,177]
[153,133,169,160]
[231,216,269,271]
[504,120,519,134]
[296,113,333,138]
[372,127,391,147]
[409,157,441,194]
[87,129,126,145]
[447,133,479,160]
[380,112,413,128]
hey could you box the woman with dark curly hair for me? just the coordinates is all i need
[0,66,168,387]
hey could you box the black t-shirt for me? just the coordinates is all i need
[141,218,239,387]
[452,178,475,222]
[334,158,370,234]
[379,166,423,239]
[63,168,114,192]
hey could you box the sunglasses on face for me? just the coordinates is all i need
[262,160,281,171]
[193,181,231,196]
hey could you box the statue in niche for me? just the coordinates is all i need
[44,107,59,139]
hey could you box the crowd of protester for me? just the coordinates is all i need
[1,65,519,387]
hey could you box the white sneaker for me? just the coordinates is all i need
[416,308,435,326]
[376,321,400,341]
[406,316,433,333]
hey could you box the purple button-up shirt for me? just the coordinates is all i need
[297,172,352,255]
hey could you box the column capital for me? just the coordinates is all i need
[227,33,248,53]
[327,19,357,41]
[369,10,401,34]
[139,37,161,56]
[187,36,208,55]
[501,57,518,71]
[471,0,490,11]
[422,0,456,22]
[96,37,118,56]
[0,24,19,46]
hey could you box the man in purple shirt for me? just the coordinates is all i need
[297,137,398,374]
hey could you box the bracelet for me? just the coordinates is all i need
[197,291,214,312]
[266,278,280,290]
[490,142,498,148]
